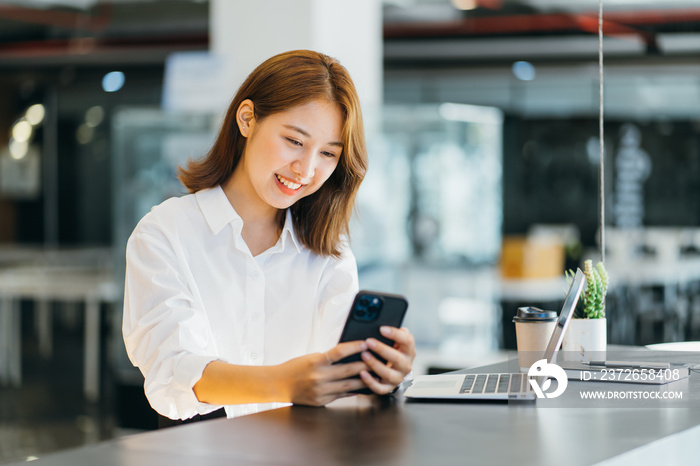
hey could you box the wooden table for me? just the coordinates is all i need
[13,347,700,465]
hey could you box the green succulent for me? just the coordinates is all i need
[566,259,608,319]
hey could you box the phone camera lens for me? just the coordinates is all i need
[353,295,383,322]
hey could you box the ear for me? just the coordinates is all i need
[236,99,255,137]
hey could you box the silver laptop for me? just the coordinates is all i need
[404,269,586,401]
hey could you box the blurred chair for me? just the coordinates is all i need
[604,227,700,345]
[0,247,118,402]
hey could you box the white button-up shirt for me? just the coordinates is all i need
[123,186,359,420]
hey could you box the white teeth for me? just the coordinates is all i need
[276,174,301,190]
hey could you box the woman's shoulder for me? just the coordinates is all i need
[133,192,201,235]
[314,236,357,268]
[155,192,198,213]
[152,192,197,217]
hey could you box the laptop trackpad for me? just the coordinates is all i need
[409,375,463,396]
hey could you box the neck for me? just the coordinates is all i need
[222,172,284,256]
[223,171,281,227]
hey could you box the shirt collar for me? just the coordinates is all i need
[279,209,302,254]
[196,186,302,254]
[195,186,242,236]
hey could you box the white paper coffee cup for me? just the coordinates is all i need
[513,307,557,371]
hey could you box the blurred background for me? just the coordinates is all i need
[1,0,700,462]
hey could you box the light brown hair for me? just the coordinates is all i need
[178,50,367,257]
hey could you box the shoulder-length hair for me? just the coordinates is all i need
[178,49,368,258]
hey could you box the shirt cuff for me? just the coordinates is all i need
[172,353,221,418]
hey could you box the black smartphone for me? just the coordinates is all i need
[335,290,409,394]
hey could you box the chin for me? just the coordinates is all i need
[268,197,297,210]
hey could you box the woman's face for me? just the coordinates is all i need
[235,99,343,212]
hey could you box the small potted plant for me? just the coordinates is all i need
[562,259,609,359]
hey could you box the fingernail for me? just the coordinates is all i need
[380,326,391,336]
[361,351,371,361]
[366,338,377,349]
[360,341,368,351]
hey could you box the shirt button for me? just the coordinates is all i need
[250,352,259,360]
[251,312,261,321]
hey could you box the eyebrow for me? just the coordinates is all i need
[283,124,344,148]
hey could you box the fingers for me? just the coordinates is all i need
[360,350,406,387]
[381,326,416,357]
[319,342,371,380]
[365,332,414,375]
[325,377,368,395]
[306,364,368,403]
[312,328,416,398]
[331,360,368,379]
[358,327,416,395]
[359,370,396,395]
[325,340,368,364]
[285,353,368,407]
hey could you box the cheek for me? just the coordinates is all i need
[303,161,339,197]
[252,138,288,169]
[316,159,340,184]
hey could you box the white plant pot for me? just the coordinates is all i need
[562,318,607,362]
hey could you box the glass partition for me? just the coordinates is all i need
[354,103,502,267]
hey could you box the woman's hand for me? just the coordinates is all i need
[277,340,370,406]
[358,326,416,395]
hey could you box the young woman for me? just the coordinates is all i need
[123,50,415,423]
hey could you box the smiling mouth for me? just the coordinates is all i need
[276,174,304,191]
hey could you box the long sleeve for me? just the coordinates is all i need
[312,240,360,352]
[123,217,220,420]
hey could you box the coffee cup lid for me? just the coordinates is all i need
[513,306,557,322]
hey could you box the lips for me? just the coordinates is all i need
[275,174,304,192]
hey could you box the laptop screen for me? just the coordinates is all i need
[542,268,586,363]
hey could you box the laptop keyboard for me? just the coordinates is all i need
[460,373,532,394]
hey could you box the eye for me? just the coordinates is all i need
[321,151,337,158]
[285,137,302,147]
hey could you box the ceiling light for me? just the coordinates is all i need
[12,119,33,143]
[85,106,105,127]
[102,71,125,92]
[512,61,536,81]
[25,104,46,126]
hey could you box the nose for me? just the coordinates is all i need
[291,152,315,180]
